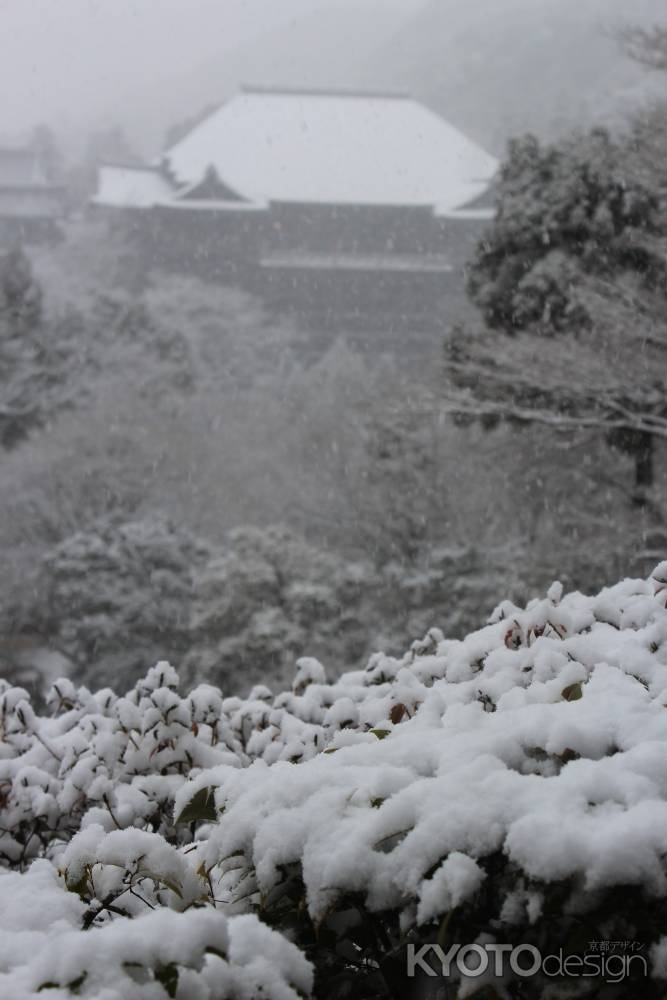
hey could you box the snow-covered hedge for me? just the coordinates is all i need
[3,565,667,998]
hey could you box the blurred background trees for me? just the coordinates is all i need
[1,16,666,694]
[3,110,665,693]
[0,248,71,448]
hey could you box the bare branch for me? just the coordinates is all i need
[618,24,667,72]
[440,392,667,441]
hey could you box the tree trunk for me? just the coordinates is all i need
[633,431,654,506]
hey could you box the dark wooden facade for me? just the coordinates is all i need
[109,198,490,330]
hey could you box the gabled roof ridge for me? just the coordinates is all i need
[239,84,412,101]
[173,165,248,204]
[99,160,167,173]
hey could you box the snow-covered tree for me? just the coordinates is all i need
[4,513,535,697]
[445,128,667,509]
[0,249,73,449]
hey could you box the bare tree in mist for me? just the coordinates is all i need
[620,23,667,71]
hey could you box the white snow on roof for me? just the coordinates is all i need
[260,251,454,273]
[164,89,498,212]
[436,206,496,221]
[159,198,267,212]
[93,165,174,209]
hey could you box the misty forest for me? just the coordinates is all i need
[2,2,667,998]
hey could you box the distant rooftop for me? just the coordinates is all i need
[94,164,173,209]
[162,88,498,212]
[95,87,498,214]
[0,147,51,188]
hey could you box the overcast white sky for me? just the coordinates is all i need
[0,0,426,145]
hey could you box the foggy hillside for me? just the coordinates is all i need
[109,2,416,155]
[369,0,667,151]
[120,0,667,160]
[7,0,664,158]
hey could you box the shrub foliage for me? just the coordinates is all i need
[2,566,667,997]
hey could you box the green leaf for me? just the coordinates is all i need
[175,786,217,824]
[65,872,89,899]
[562,682,583,702]
[206,946,228,961]
[159,876,184,899]
[370,728,391,740]
[68,971,88,995]
[37,972,88,995]
[155,963,179,998]
[373,828,411,853]
[437,909,455,951]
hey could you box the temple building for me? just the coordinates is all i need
[94,87,498,326]
[0,147,63,245]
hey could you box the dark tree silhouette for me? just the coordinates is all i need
[620,23,667,71]
[0,249,71,449]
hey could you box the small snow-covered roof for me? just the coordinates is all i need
[0,188,61,219]
[156,198,267,213]
[93,164,174,209]
[164,87,498,212]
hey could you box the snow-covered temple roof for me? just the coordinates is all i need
[95,87,498,213]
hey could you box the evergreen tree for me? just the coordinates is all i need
[0,249,49,448]
[445,127,667,510]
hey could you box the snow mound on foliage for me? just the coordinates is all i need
[187,565,667,919]
[0,861,312,999]
[2,564,667,996]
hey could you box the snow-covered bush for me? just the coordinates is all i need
[3,565,667,997]
[0,861,313,999]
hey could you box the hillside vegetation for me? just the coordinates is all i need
[368,0,667,150]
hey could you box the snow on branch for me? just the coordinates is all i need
[442,320,667,441]
[3,565,667,996]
